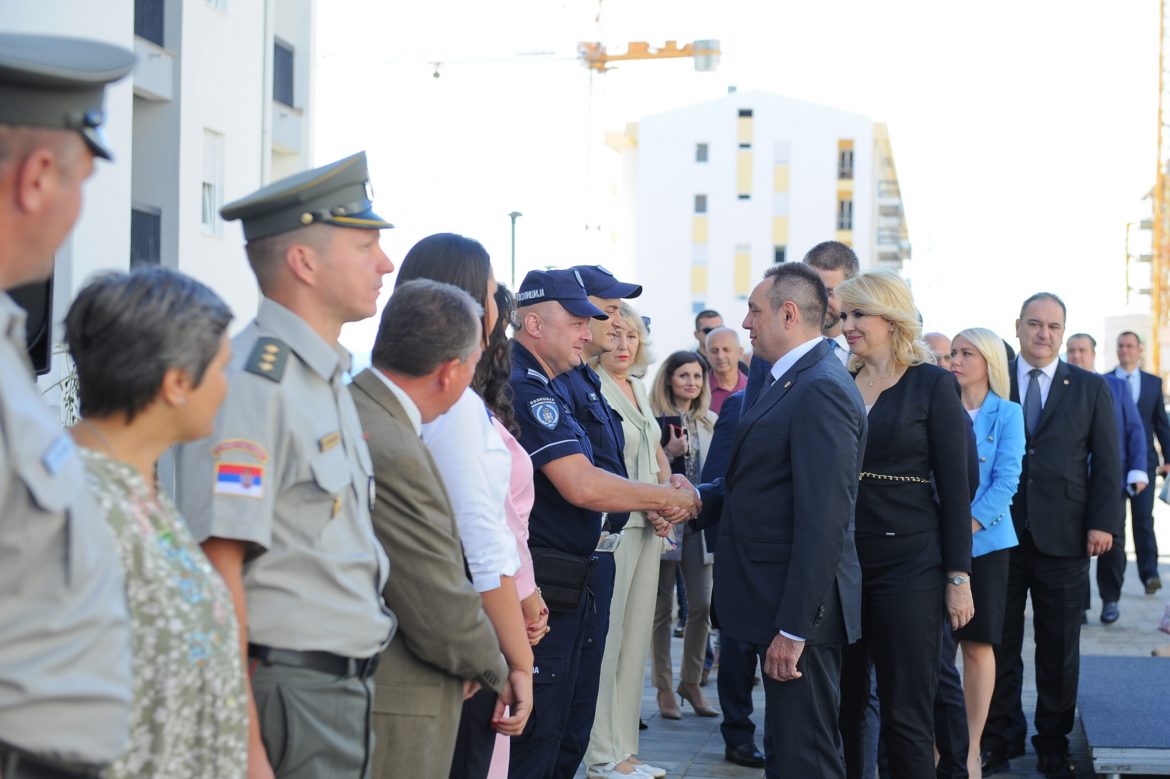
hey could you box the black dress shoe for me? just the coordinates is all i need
[980,748,1012,775]
[1036,752,1075,778]
[1147,575,1163,594]
[725,743,766,768]
[1101,601,1120,623]
[639,718,648,731]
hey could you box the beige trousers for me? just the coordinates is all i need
[652,531,712,689]
[584,523,662,767]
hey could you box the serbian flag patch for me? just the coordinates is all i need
[214,462,265,498]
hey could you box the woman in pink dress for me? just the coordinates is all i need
[486,283,547,779]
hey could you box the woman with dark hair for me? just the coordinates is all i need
[64,267,249,779]
[483,282,548,779]
[648,350,719,720]
[395,233,539,779]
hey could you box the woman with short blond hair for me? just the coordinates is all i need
[835,269,974,778]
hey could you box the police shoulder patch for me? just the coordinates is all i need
[244,337,289,382]
[529,396,560,430]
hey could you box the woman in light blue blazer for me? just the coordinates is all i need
[949,327,1025,778]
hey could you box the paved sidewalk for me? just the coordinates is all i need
[578,506,1170,778]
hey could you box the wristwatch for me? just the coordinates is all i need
[947,574,969,586]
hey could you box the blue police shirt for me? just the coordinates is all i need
[553,362,630,532]
[510,341,604,556]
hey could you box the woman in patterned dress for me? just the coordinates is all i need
[64,267,249,779]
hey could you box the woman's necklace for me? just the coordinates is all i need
[865,367,892,387]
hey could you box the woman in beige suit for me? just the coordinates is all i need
[585,302,673,779]
[650,351,718,720]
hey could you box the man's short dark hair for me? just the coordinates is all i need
[803,241,860,279]
[762,263,827,327]
[1018,292,1067,322]
[694,309,721,330]
[1069,332,1097,349]
[371,279,483,377]
[65,267,233,423]
[1118,330,1144,346]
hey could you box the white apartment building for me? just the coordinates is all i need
[1,0,315,400]
[605,89,911,354]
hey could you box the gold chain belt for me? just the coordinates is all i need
[859,471,931,485]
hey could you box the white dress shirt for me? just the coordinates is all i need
[371,368,422,434]
[829,333,850,366]
[421,387,521,592]
[1017,356,1060,409]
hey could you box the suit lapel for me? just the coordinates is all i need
[727,341,830,474]
[1009,359,1020,403]
[353,368,411,425]
[1034,360,1070,434]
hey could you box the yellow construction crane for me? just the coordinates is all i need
[577,39,721,73]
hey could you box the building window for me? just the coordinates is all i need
[774,246,787,263]
[134,0,165,47]
[737,108,753,149]
[202,129,224,234]
[838,139,854,180]
[274,39,295,107]
[696,143,708,162]
[838,198,854,231]
[838,150,854,180]
[694,194,707,214]
[130,208,161,267]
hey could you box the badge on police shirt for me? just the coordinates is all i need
[529,397,560,430]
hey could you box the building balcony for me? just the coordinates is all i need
[132,37,174,102]
[272,103,303,154]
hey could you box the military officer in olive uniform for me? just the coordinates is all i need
[0,33,135,778]
[173,153,397,779]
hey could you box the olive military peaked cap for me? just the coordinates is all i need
[220,151,394,241]
[0,33,135,160]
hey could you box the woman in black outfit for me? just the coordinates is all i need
[835,269,974,779]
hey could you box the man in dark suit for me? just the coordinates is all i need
[351,279,518,778]
[691,263,866,779]
[983,293,1121,779]
[1109,330,1170,595]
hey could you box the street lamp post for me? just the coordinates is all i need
[508,211,522,288]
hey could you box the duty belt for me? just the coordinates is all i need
[249,643,380,680]
[0,743,104,779]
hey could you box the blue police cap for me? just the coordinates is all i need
[0,33,135,161]
[516,269,607,320]
[221,151,392,241]
[570,265,642,299]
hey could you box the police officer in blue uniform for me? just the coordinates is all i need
[550,266,643,778]
[507,270,698,779]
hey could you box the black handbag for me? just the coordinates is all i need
[530,547,596,612]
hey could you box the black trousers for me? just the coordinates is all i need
[752,583,847,779]
[718,630,761,749]
[840,533,944,779]
[1098,482,1156,601]
[450,688,499,779]
[987,531,1088,758]
[933,623,969,778]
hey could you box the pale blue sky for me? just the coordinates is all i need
[316,0,1159,362]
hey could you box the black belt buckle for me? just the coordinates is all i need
[354,653,380,680]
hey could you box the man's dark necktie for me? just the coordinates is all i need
[753,372,776,408]
[1024,368,1043,436]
